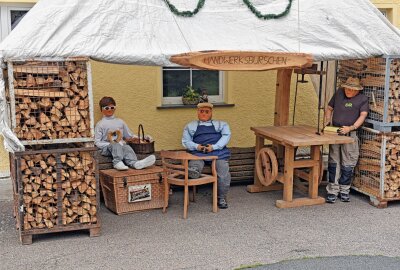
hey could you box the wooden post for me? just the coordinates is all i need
[274,69,293,126]
[274,69,293,159]
[282,146,295,202]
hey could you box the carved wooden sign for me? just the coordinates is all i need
[170,51,313,71]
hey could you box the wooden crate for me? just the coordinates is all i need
[353,127,400,208]
[6,58,95,145]
[100,166,164,215]
[10,145,100,244]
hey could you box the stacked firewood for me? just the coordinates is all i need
[11,61,91,141]
[363,59,400,122]
[20,150,98,230]
[355,132,400,199]
[337,59,365,79]
[338,58,400,123]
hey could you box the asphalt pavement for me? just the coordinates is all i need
[1,179,400,270]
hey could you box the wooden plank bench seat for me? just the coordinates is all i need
[97,147,256,183]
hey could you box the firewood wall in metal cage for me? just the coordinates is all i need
[6,58,95,145]
[353,127,400,206]
[10,144,100,244]
[337,56,400,131]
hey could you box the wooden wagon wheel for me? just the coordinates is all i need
[256,147,279,186]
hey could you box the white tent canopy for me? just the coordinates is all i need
[1,0,400,151]
[1,0,400,64]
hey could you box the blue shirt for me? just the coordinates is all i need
[182,120,231,151]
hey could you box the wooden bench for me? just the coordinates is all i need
[97,147,256,183]
[97,146,328,184]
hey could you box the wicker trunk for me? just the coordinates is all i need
[100,166,164,215]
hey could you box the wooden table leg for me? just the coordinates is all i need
[309,146,321,199]
[247,135,283,193]
[276,146,325,208]
[282,146,295,201]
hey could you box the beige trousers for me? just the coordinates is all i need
[326,131,359,195]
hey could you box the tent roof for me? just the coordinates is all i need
[1,0,400,65]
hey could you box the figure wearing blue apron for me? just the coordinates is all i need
[189,121,231,203]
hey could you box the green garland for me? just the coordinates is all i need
[242,0,293,20]
[164,0,205,17]
[164,0,293,20]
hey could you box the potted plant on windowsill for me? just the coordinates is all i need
[182,86,200,105]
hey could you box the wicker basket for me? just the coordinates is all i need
[128,124,155,154]
[99,166,164,215]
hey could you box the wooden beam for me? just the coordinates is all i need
[274,69,293,126]
[274,69,292,158]
[170,51,313,71]
[15,89,68,98]
[14,66,60,74]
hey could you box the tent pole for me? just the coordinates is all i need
[315,61,324,135]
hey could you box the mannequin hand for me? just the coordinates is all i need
[338,126,352,135]
[197,144,205,152]
[204,144,213,153]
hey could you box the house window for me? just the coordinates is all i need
[0,4,33,42]
[162,67,224,105]
[379,9,387,18]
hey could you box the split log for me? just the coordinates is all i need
[15,89,68,98]
[19,150,97,229]
[14,65,60,74]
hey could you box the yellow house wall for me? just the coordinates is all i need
[0,0,400,173]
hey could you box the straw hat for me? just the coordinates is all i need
[341,77,363,90]
[197,102,213,109]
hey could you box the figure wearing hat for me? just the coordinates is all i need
[324,77,369,203]
[182,102,231,209]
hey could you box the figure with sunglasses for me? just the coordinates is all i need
[95,96,156,171]
[182,102,231,209]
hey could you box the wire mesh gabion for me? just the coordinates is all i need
[337,57,400,125]
[11,144,99,231]
[353,127,400,199]
[8,60,93,144]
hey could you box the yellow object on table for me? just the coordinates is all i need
[323,126,340,133]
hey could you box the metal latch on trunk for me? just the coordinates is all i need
[123,177,127,188]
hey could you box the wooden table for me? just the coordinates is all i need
[248,125,354,208]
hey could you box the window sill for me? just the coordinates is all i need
[157,103,235,109]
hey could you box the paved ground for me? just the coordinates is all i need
[1,178,400,270]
